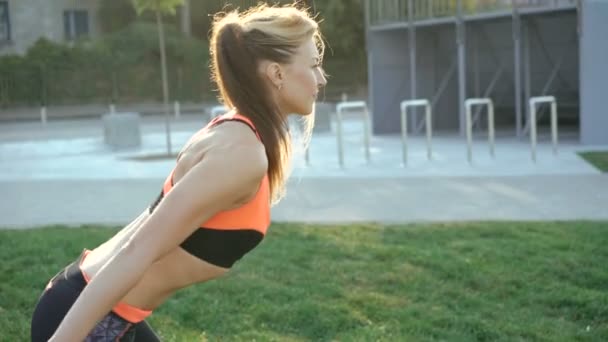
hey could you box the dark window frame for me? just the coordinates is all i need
[0,1,11,43]
[63,9,90,41]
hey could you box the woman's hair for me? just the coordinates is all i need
[210,3,325,205]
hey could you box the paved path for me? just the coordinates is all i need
[2,174,607,229]
[1,114,607,228]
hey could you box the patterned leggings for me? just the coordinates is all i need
[31,253,161,341]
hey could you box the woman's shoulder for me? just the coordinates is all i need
[207,122,268,172]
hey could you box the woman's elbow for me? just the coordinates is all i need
[118,236,159,267]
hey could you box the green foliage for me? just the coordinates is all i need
[0,22,211,107]
[98,0,137,33]
[0,0,369,107]
[315,0,367,97]
[131,0,184,15]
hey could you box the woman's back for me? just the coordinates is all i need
[80,114,268,311]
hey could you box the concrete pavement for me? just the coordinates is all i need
[1,113,607,228]
[2,175,607,228]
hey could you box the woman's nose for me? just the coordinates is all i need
[317,71,327,87]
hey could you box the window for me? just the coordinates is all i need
[0,1,10,43]
[64,10,89,41]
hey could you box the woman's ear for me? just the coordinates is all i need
[264,62,284,90]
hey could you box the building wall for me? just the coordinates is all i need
[580,0,608,145]
[368,10,580,136]
[368,27,449,135]
[1,0,101,56]
[368,29,409,135]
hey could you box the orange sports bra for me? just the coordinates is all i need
[148,112,271,268]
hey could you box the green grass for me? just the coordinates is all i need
[579,151,608,172]
[1,222,607,341]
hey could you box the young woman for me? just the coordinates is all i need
[31,3,327,341]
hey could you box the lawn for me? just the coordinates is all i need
[579,151,608,172]
[1,222,607,341]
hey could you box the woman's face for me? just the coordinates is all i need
[275,38,327,116]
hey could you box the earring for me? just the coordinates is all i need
[277,84,282,91]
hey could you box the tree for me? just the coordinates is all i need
[131,0,184,156]
[98,0,137,33]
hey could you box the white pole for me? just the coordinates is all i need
[551,100,558,155]
[530,101,537,163]
[363,106,371,164]
[401,105,408,166]
[466,101,473,164]
[465,98,495,163]
[529,96,558,161]
[400,99,433,165]
[336,109,344,168]
[335,101,368,168]
[425,103,432,160]
[110,104,116,114]
[40,106,47,125]
[489,100,495,158]
[174,101,181,119]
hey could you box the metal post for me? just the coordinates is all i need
[336,108,344,168]
[551,100,558,155]
[109,104,116,114]
[530,100,537,162]
[425,102,432,160]
[466,101,473,163]
[524,21,532,137]
[465,98,496,164]
[408,0,418,133]
[401,103,408,165]
[363,106,371,163]
[364,0,370,29]
[401,99,433,166]
[174,101,181,119]
[513,0,523,137]
[457,0,467,136]
[529,96,559,162]
[488,101,495,157]
[473,29,480,99]
[40,106,47,125]
[336,101,371,168]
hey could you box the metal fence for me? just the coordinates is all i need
[368,0,577,26]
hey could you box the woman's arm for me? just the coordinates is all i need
[49,132,267,341]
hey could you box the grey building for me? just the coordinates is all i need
[364,0,607,145]
[0,0,101,56]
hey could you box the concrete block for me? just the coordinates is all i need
[102,112,141,149]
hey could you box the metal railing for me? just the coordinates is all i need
[335,101,371,168]
[465,98,495,164]
[368,0,577,26]
[400,99,433,166]
[529,96,558,162]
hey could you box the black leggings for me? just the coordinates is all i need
[31,251,161,341]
